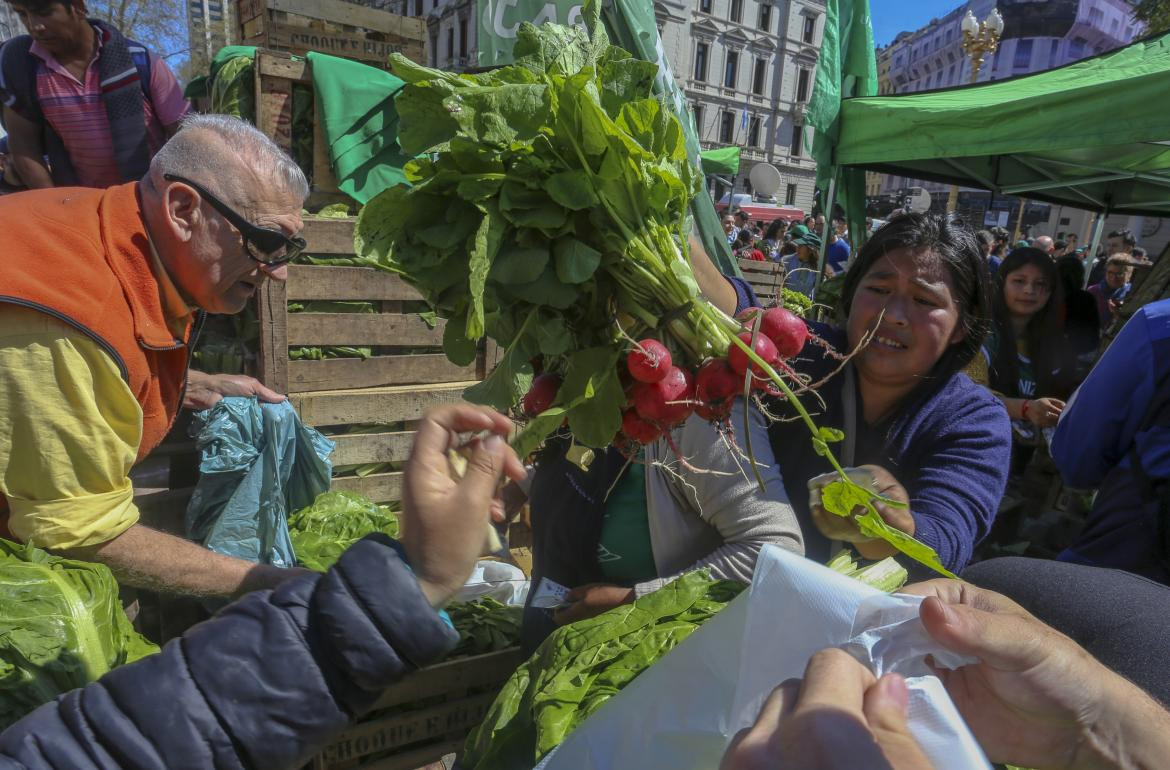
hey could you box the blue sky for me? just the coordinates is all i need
[870,0,966,47]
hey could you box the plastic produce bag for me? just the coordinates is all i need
[536,545,990,770]
[186,397,334,568]
[456,560,530,606]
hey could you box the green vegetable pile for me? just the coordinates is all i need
[781,287,814,317]
[0,540,158,728]
[354,5,952,577]
[447,597,523,657]
[462,571,745,770]
[287,491,399,572]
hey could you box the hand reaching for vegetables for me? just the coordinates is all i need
[553,583,636,626]
[808,465,914,560]
[719,648,933,770]
[400,404,526,608]
[1023,396,1065,428]
[902,579,1170,770]
[183,370,286,410]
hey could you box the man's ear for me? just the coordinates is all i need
[165,183,201,243]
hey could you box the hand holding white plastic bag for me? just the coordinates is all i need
[537,545,990,770]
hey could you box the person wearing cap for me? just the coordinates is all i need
[784,228,822,298]
[0,114,310,599]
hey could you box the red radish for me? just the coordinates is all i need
[621,409,662,443]
[522,373,560,416]
[695,359,740,404]
[696,401,732,421]
[633,366,694,424]
[728,332,778,377]
[738,307,808,359]
[626,339,672,383]
[761,307,808,358]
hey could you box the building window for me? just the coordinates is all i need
[803,15,816,44]
[459,17,468,57]
[748,116,761,147]
[414,0,423,15]
[692,104,705,136]
[752,57,767,94]
[1070,37,1086,60]
[946,28,953,43]
[730,0,743,23]
[429,32,438,66]
[785,183,797,205]
[791,122,803,156]
[725,51,739,88]
[758,2,771,31]
[698,0,711,13]
[720,110,735,143]
[1013,39,1033,70]
[1049,39,1060,65]
[948,63,956,82]
[695,42,709,81]
[446,27,454,61]
[796,67,810,102]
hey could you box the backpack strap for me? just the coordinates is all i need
[0,35,41,122]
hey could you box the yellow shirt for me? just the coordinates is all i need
[0,243,194,549]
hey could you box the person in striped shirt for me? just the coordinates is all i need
[0,0,190,189]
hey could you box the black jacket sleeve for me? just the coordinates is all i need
[0,534,460,770]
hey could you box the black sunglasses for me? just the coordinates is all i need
[164,173,307,266]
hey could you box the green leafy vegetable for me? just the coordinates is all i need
[287,491,399,572]
[447,598,523,657]
[826,549,910,593]
[0,540,158,728]
[463,571,745,769]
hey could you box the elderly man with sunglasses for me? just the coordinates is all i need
[0,114,313,598]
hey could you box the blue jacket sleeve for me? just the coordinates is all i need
[1052,309,1156,488]
[728,275,759,315]
[0,535,460,770]
[906,384,1012,573]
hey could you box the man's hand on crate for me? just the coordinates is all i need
[183,370,287,410]
[401,404,526,608]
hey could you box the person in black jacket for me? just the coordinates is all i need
[0,403,525,770]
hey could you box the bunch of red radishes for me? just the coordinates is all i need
[521,306,809,447]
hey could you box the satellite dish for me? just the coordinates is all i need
[749,163,782,201]
[907,188,932,213]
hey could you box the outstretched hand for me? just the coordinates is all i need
[183,370,286,410]
[400,404,526,608]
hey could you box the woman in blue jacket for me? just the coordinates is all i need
[722,213,1012,574]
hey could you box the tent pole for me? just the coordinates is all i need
[1011,198,1028,242]
[813,173,838,304]
[1083,212,1107,288]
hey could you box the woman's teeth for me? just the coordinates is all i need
[876,335,906,349]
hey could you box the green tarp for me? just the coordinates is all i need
[306,52,411,204]
[700,146,740,175]
[835,31,1170,217]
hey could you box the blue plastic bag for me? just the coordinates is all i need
[185,397,334,568]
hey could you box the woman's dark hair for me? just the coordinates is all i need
[763,219,786,241]
[839,212,992,382]
[988,247,1071,398]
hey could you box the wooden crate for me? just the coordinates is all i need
[312,647,526,770]
[737,258,786,307]
[238,0,426,66]
[257,216,498,506]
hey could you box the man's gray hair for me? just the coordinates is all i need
[149,114,309,202]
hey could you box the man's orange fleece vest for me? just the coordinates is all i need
[0,183,197,531]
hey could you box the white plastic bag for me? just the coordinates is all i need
[536,545,990,770]
[456,560,530,606]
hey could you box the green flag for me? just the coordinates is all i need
[700,146,741,176]
[805,0,877,247]
[476,0,739,275]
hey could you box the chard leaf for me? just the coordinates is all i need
[599,58,659,117]
[544,170,600,210]
[443,309,478,365]
[395,80,461,154]
[466,203,505,340]
[553,237,602,284]
[353,185,411,266]
[491,245,549,284]
[446,83,552,146]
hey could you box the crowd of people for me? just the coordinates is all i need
[2,2,1170,769]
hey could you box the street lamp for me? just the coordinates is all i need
[946,9,1004,214]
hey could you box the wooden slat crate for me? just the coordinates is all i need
[238,0,426,66]
[312,647,526,770]
[737,258,786,307]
